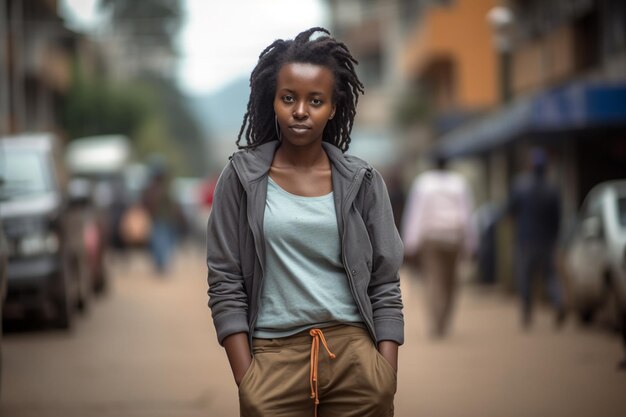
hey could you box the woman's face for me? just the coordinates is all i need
[273,62,336,148]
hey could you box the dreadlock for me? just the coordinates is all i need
[236,27,364,153]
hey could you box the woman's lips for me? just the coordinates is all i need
[288,125,311,134]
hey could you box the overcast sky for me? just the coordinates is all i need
[61,0,328,95]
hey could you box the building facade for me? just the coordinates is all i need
[327,0,626,286]
[325,0,409,169]
[0,0,80,137]
[429,0,626,284]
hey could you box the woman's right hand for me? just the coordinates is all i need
[223,332,253,386]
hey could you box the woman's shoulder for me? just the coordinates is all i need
[214,160,242,192]
[343,152,372,170]
[328,147,376,182]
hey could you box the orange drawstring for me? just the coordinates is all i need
[309,328,336,417]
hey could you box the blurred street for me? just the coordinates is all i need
[2,249,625,417]
[2,1,626,416]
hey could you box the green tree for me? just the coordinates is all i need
[140,74,207,176]
[61,59,152,140]
[89,0,208,176]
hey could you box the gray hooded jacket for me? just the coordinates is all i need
[206,141,404,348]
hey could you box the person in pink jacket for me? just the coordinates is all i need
[402,155,476,338]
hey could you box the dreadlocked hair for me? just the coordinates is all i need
[236,27,364,152]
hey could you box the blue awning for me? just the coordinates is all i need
[437,81,626,158]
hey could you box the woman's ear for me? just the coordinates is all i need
[329,105,336,120]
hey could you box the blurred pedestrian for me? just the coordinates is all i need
[474,202,501,285]
[507,147,565,329]
[402,155,476,338]
[620,320,626,370]
[141,157,183,274]
[206,28,403,417]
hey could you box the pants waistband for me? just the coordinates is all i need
[252,324,369,350]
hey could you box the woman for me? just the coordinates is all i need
[206,27,404,417]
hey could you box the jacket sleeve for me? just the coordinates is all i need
[363,169,405,345]
[206,163,250,345]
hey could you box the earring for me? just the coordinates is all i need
[274,115,282,141]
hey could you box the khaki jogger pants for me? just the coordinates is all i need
[238,325,396,417]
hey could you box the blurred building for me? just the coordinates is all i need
[94,1,180,83]
[433,0,626,219]
[399,0,500,201]
[325,0,408,168]
[0,0,80,137]
[326,0,501,174]
[406,0,626,285]
[327,0,626,285]
[402,0,499,128]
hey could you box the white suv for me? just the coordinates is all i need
[565,180,626,330]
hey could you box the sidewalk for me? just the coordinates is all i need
[1,250,624,417]
[396,268,626,417]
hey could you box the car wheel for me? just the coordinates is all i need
[54,254,76,330]
[1,310,3,397]
[577,308,595,325]
[72,254,90,314]
[606,282,623,333]
[93,267,109,295]
[615,297,626,369]
[55,282,74,330]
[595,273,625,334]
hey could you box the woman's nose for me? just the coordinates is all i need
[292,102,308,119]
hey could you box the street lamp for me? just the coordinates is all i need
[487,5,515,103]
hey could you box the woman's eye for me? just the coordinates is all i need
[311,98,322,106]
[282,95,294,103]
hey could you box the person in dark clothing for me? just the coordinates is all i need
[507,147,565,328]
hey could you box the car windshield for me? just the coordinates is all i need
[618,197,626,228]
[0,149,52,200]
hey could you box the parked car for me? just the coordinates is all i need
[0,218,8,394]
[65,135,134,252]
[0,133,90,328]
[564,180,626,330]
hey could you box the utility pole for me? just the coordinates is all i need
[0,0,9,135]
[10,0,26,132]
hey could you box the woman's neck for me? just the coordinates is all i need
[273,142,328,169]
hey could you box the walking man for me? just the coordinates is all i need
[402,155,476,338]
[507,147,565,328]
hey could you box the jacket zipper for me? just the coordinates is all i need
[233,158,376,346]
[230,159,266,349]
[340,168,376,341]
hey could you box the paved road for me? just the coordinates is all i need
[2,249,625,417]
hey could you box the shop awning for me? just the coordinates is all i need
[436,81,626,158]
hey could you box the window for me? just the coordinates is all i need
[617,197,626,228]
[0,150,52,201]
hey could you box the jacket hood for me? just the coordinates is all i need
[230,141,371,185]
